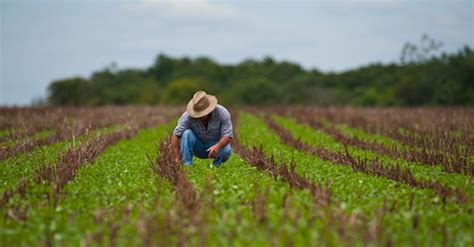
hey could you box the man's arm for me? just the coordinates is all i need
[171,112,190,164]
[207,135,232,158]
[207,106,234,158]
[171,134,181,163]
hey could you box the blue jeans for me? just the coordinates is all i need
[180,129,232,166]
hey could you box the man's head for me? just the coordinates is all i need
[187,91,217,119]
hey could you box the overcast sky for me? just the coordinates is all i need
[1,0,473,106]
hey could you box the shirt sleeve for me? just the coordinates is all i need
[173,112,190,137]
[220,108,233,138]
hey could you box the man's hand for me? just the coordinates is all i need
[207,144,220,158]
[171,135,181,164]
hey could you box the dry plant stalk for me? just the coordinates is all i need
[263,115,467,203]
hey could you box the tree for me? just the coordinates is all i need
[162,78,206,105]
[47,77,89,106]
[400,34,443,64]
[46,43,474,106]
[148,53,176,84]
[228,78,281,105]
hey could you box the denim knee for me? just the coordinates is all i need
[223,144,232,155]
[182,129,195,139]
[220,144,232,160]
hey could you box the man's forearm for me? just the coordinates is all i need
[171,134,180,161]
[216,136,231,149]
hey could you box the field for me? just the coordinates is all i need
[0,106,473,246]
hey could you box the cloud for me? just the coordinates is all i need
[123,0,241,20]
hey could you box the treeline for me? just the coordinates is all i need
[47,41,474,106]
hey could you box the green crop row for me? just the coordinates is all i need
[273,114,474,199]
[1,111,473,246]
[332,119,474,169]
[0,121,175,246]
[320,115,471,155]
[317,117,404,149]
[239,112,474,246]
[0,130,51,148]
[0,125,121,194]
[183,155,320,246]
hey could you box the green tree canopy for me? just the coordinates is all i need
[162,78,206,105]
[46,36,474,106]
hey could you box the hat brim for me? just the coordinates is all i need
[186,95,218,118]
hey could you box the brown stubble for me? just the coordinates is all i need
[262,114,467,204]
[146,137,210,247]
[0,108,178,218]
[275,107,474,177]
[0,106,180,161]
[289,108,474,177]
[233,110,390,245]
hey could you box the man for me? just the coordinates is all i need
[171,91,233,167]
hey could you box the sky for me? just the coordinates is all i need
[1,0,473,106]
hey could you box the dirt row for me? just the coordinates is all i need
[287,109,473,177]
[0,107,179,161]
[263,115,467,204]
[1,111,175,217]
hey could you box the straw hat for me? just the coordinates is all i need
[186,91,218,118]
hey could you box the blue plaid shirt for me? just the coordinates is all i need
[173,104,233,144]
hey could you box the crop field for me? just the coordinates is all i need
[0,106,473,246]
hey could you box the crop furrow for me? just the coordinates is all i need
[264,115,467,204]
[273,107,474,160]
[234,111,330,206]
[234,142,331,207]
[0,115,169,208]
[231,112,389,245]
[238,111,474,245]
[234,143,390,244]
[0,107,176,161]
[292,113,474,177]
[346,108,470,157]
[150,138,201,217]
[1,129,134,209]
[148,137,208,246]
[0,135,68,161]
[0,107,136,140]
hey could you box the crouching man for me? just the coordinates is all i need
[171,91,233,167]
